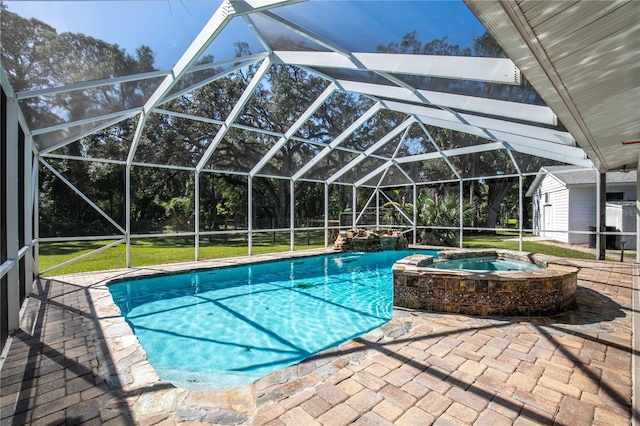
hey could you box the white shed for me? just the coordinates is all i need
[526,166,636,246]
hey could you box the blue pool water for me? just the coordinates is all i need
[433,256,539,271]
[109,249,436,390]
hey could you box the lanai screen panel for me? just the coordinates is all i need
[400,157,459,184]
[264,1,485,54]
[1,0,592,185]
[45,117,138,162]
[205,128,280,174]
[134,118,223,169]
[33,116,135,154]
[2,1,219,150]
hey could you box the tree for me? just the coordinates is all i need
[4,5,561,237]
[1,7,163,235]
[378,31,556,231]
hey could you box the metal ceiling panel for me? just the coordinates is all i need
[532,2,619,42]
[273,51,521,84]
[354,53,520,85]
[540,3,633,58]
[522,1,578,28]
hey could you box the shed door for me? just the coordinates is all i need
[543,205,553,237]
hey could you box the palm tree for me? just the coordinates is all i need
[416,191,470,246]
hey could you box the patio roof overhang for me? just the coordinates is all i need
[465,0,640,173]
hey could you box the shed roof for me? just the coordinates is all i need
[526,165,636,196]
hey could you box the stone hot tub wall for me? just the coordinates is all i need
[392,249,579,316]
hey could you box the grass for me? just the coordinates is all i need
[39,231,605,276]
[39,232,326,276]
[461,233,597,260]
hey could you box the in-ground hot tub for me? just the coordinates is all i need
[392,249,578,316]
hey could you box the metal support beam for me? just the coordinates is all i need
[376,190,380,230]
[273,51,521,85]
[519,174,524,252]
[324,182,329,247]
[196,58,271,173]
[290,180,295,251]
[383,99,573,146]
[195,172,200,261]
[250,82,336,177]
[5,94,20,332]
[459,180,464,248]
[412,185,418,244]
[396,142,505,164]
[248,177,253,255]
[292,102,382,181]
[23,133,34,297]
[335,80,556,125]
[352,186,357,229]
[33,155,40,276]
[126,112,147,168]
[596,172,606,260]
[506,149,524,252]
[637,161,640,263]
[125,163,131,267]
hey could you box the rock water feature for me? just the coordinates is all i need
[393,249,578,316]
[333,229,408,252]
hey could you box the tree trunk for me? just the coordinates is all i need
[483,180,515,229]
[276,180,288,228]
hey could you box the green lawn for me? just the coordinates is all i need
[39,232,326,276]
[38,231,602,276]
[461,233,596,260]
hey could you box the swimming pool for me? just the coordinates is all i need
[108,249,435,390]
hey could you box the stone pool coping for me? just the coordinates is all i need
[393,248,579,316]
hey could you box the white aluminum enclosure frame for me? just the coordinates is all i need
[2,0,638,354]
[4,0,637,350]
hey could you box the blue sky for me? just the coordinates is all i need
[5,1,487,70]
[5,1,219,69]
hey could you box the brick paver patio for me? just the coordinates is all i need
[0,252,635,425]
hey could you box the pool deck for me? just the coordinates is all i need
[0,248,637,425]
